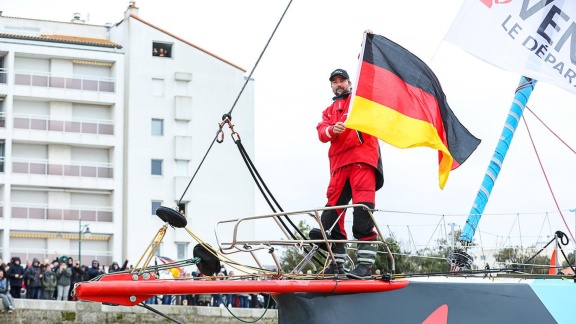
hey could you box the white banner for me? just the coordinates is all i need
[445,0,576,95]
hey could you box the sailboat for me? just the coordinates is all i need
[72,1,576,323]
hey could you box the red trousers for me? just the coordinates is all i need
[321,163,377,241]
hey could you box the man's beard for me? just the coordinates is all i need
[333,87,348,96]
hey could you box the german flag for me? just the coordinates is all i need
[346,33,480,189]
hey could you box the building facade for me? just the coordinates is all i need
[0,3,255,268]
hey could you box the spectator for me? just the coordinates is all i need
[238,292,249,308]
[211,273,225,307]
[56,260,72,301]
[86,260,104,280]
[0,269,15,313]
[41,264,57,300]
[223,270,235,307]
[109,260,129,273]
[195,273,211,306]
[69,260,85,301]
[159,269,174,305]
[144,271,158,305]
[24,258,43,299]
[39,263,47,299]
[180,272,193,306]
[6,257,24,299]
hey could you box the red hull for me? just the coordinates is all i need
[74,273,409,306]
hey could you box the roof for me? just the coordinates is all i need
[0,32,122,49]
[129,14,245,72]
[0,15,107,27]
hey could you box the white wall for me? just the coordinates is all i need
[110,16,256,266]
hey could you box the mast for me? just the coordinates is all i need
[460,76,537,245]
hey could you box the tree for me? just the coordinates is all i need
[493,246,550,274]
[373,237,411,274]
[278,220,318,274]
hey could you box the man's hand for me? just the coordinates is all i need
[332,122,346,134]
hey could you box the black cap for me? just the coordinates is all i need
[329,69,349,81]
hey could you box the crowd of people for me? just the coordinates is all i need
[0,256,276,311]
[144,266,277,309]
[0,254,128,310]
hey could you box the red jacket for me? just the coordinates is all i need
[317,93,384,190]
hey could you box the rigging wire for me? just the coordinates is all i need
[177,0,294,204]
[525,106,576,155]
[522,113,576,242]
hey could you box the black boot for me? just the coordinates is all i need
[347,265,372,279]
[324,263,346,275]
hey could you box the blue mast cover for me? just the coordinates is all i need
[460,76,537,243]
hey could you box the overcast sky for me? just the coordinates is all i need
[3,1,576,255]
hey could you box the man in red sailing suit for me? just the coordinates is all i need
[316,68,384,279]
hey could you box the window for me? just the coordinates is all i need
[152,42,173,58]
[178,203,186,216]
[154,243,162,257]
[0,141,4,173]
[0,56,6,84]
[151,119,163,135]
[176,243,188,260]
[151,159,163,176]
[151,200,162,215]
[0,98,4,127]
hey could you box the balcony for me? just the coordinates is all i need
[12,158,113,178]
[13,114,114,135]
[10,203,113,222]
[13,69,115,92]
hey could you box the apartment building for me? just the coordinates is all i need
[0,3,256,267]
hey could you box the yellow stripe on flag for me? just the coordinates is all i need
[346,96,453,188]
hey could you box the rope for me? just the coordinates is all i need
[234,138,327,266]
[177,0,294,204]
[525,106,576,155]
[220,292,273,324]
[522,114,576,242]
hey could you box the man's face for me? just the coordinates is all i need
[331,75,351,96]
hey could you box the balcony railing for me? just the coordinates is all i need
[0,68,7,84]
[12,158,113,178]
[11,203,113,222]
[13,69,115,92]
[13,113,114,135]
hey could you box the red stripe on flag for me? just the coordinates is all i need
[356,60,448,150]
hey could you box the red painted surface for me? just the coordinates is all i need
[74,273,409,306]
[422,304,448,324]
